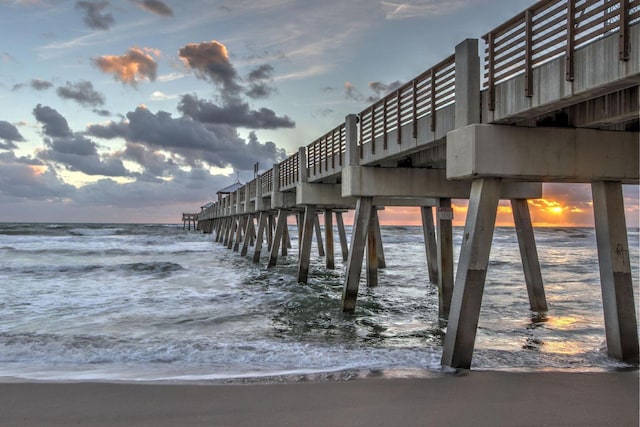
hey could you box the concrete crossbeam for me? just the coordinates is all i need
[343,166,542,199]
[447,125,639,183]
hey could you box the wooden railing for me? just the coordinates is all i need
[358,54,455,157]
[483,0,639,109]
[307,123,346,178]
[279,151,299,190]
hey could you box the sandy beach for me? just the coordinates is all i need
[0,370,637,426]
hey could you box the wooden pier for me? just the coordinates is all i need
[185,0,639,369]
[181,213,198,231]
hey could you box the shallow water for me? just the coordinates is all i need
[0,223,637,381]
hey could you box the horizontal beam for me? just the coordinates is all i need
[447,125,639,183]
[343,166,541,199]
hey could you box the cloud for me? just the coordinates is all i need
[33,104,72,138]
[150,90,178,101]
[177,93,295,129]
[0,151,75,200]
[132,0,173,16]
[56,80,106,107]
[38,134,131,177]
[344,80,405,103]
[75,0,115,30]
[87,106,287,171]
[93,47,158,85]
[178,40,241,96]
[245,64,275,99]
[0,121,26,150]
[31,79,53,91]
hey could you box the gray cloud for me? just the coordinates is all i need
[0,121,26,150]
[31,79,54,91]
[75,0,115,30]
[33,104,72,138]
[0,151,75,200]
[177,94,295,129]
[247,64,274,81]
[38,134,131,177]
[133,0,173,16]
[245,64,275,99]
[367,80,403,102]
[87,106,287,171]
[57,80,106,107]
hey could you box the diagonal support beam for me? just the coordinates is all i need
[442,178,501,369]
[342,198,373,312]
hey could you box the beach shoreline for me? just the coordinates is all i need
[0,370,637,426]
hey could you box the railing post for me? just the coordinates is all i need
[487,31,496,111]
[524,9,533,97]
[619,0,629,61]
[454,38,480,128]
[430,68,436,132]
[345,114,359,167]
[396,89,402,145]
[565,0,576,82]
[412,80,418,137]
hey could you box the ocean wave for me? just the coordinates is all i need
[0,261,184,277]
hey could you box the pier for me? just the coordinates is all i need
[186,0,639,369]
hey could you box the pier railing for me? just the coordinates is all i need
[358,54,455,158]
[483,0,639,109]
[279,151,299,191]
[306,123,346,181]
[261,168,274,195]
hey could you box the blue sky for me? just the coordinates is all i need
[0,0,636,225]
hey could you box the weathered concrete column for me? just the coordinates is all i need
[268,209,288,268]
[372,209,386,269]
[314,214,325,257]
[297,205,317,284]
[366,208,379,287]
[511,199,547,312]
[281,219,290,256]
[442,178,501,369]
[421,206,439,284]
[228,216,238,250]
[267,214,274,250]
[336,210,349,262]
[233,215,244,252]
[591,181,639,364]
[437,198,454,319]
[342,197,373,312]
[253,212,267,263]
[240,214,255,256]
[223,216,233,247]
[325,209,335,269]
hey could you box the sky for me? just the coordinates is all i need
[0,0,637,226]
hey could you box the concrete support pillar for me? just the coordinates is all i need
[372,209,386,269]
[366,209,379,287]
[228,216,238,250]
[437,198,454,318]
[421,206,439,284]
[281,221,290,256]
[314,214,325,257]
[325,209,335,269]
[342,197,373,312]
[511,199,547,312]
[268,209,288,268]
[442,178,501,369]
[336,211,349,262]
[253,212,267,263]
[241,214,255,256]
[297,205,317,284]
[591,181,639,364]
[233,216,244,252]
[267,214,274,250]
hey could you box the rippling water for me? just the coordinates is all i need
[0,223,637,382]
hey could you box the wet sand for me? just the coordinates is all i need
[0,370,637,426]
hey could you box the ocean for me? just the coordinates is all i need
[0,222,638,382]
